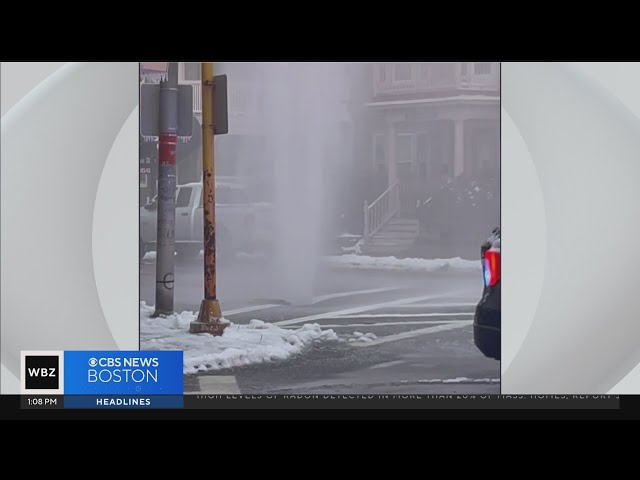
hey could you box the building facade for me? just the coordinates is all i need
[355,63,500,216]
[140,63,499,247]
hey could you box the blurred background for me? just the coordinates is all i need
[139,62,500,261]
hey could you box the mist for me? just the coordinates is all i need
[144,62,500,310]
[259,62,345,305]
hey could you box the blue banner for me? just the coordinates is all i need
[64,351,183,395]
[64,395,184,409]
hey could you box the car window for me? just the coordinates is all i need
[176,187,192,208]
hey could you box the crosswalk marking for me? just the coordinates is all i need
[223,304,281,316]
[282,319,471,328]
[397,302,477,309]
[274,290,475,326]
[196,376,241,394]
[369,360,406,370]
[312,287,402,304]
[351,321,473,347]
[334,312,474,319]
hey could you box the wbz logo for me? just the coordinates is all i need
[21,351,64,394]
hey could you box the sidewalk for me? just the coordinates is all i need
[401,240,481,261]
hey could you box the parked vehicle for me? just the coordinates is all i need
[473,227,500,360]
[139,181,273,260]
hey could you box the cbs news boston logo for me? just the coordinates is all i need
[86,355,160,383]
[21,351,183,395]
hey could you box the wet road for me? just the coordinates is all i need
[140,254,500,394]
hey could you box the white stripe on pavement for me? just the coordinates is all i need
[397,302,478,309]
[223,304,281,316]
[409,378,500,384]
[197,376,241,394]
[274,291,475,326]
[282,319,471,328]
[351,321,473,347]
[369,360,406,370]
[334,312,474,319]
[312,287,402,304]
[221,288,403,317]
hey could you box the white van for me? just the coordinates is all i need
[140,181,272,260]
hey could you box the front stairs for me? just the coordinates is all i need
[361,217,420,256]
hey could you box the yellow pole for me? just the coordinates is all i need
[190,62,226,335]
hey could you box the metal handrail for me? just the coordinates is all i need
[363,182,400,244]
[369,181,398,211]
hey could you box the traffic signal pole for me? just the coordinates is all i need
[190,62,227,335]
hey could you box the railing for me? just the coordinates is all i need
[373,63,499,97]
[363,182,400,244]
[180,80,260,118]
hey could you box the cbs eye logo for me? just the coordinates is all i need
[88,358,98,367]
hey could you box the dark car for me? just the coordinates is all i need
[474,227,501,360]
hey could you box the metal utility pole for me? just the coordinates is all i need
[153,62,179,316]
[190,62,227,335]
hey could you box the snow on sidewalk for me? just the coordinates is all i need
[323,254,481,273]
[140,302,338,374]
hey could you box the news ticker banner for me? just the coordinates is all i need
[18,350,621,410]
[20,394,621,410]
[20,350,184,408]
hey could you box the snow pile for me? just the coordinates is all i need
[349,331,377,343]
[341,242,362,255]
[323,254,481,273]
[142,251,269,263]
[140,303,338,374]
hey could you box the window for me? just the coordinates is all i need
[420,64,430,81]
[419,162,427,179]
[474,63,492,75]
[183,63,201,81]
[394,63,412,81]
[417,134,429,179]
[378,64,387,83]
[396,134,413,164]
[373,134,386,167]
[233,89,248,115]
[176,187,192,207]
[397,162,413,176]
